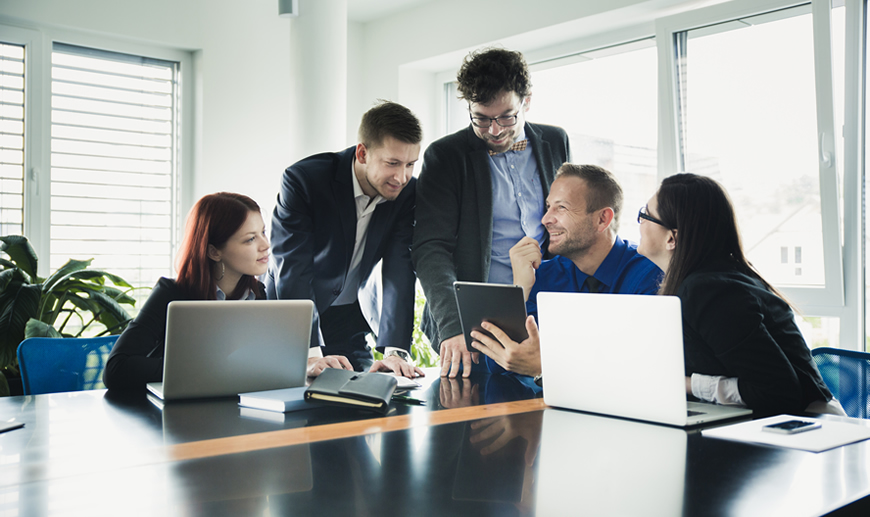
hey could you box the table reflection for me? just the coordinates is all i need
[535,409,688,517]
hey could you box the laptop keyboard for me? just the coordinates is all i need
[687,410,705,417]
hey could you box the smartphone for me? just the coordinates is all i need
[762,420,821,434]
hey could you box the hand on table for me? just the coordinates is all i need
[439,334,479,378]
[471,316,541,377]
[306,355,353,377]
[370,355,426,379]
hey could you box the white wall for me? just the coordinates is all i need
[0,0,293,222]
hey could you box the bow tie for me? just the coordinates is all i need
[488,139,528,156]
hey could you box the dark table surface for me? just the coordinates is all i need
[0,369,867,517]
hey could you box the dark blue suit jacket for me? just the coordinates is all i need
[265,146,416,352]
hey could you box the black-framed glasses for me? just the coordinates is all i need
[469,106,522,129]
[637,206,674,230]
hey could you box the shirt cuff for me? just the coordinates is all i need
[691,374,745,406]
[308,346,323,359]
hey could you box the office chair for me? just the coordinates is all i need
[812,347,870,419]
[17,336,120,395]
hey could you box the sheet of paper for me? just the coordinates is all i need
[702,414,870,452]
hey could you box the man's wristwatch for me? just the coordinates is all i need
[384,349,412,363]
[533,373,544,387]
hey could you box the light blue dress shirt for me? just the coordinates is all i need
[487,129,546,284]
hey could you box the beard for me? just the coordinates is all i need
[547,219,596,259]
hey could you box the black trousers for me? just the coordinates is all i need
[319,300,374,372]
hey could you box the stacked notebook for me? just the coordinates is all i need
[239,369,398,415]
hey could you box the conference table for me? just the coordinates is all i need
[0,368,868,517]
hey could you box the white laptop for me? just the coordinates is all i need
[537,292,752,427]
[147,299,313,401]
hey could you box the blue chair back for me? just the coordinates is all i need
[812,347,870,419]
[17,336,119,395]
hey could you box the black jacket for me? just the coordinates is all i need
[679,261,832,415]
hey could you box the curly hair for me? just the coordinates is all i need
[456,47,532,105]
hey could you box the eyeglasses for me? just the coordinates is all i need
[637,206,674,230]
[469,105,523,129]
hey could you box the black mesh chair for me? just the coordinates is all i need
[812,347,870,419]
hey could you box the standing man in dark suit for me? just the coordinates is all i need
[267,101,424,378]
[413,48,571,378]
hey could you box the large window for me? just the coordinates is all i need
[49,43,180,293]
[0,27,188,307]
[531,41,658,243]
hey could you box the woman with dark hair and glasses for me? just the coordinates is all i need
[104,192,352,390]
[637,173,843,416]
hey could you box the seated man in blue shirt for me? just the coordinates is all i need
[471,163,662,378]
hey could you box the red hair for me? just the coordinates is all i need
[175,192,262,300]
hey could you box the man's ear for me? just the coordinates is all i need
[206,243,221,262]
[666,230,678,251]
[355,143,368,165]
[522,95,531,112]
[597,207,615,233]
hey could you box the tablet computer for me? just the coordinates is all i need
[453,281,529,352]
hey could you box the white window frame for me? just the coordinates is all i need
[0,19,194,281]
[656,0,865,349]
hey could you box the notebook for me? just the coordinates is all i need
[537,292,752,427]
[147,299,313,401]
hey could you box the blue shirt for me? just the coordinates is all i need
[487,130,546,284]
[485,236,662,374]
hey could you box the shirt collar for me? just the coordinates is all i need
[215,284,255,301]
[586,235,628,288]
[350,156,385,207]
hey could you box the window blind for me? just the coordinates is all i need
[50,42,179,294]
[0,42,24,237]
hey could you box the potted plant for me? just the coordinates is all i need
[0,235,137,395]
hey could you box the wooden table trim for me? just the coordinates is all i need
[168,398,548,462]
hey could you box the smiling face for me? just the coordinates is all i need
[209,210,270,282]
[637,194,675,272]
[355,136,420,201]
[468,90,529,154]
[542,176,601,259]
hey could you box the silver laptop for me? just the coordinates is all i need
[537,292,752,427]
[147,299,313,401]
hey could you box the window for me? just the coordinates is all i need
[658,0,849,346]
[531,41,657,242]
[0,42,24,237]
[49,43,180,296]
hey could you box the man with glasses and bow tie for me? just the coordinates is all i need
[469,163,663,382]
[412,47,570,379]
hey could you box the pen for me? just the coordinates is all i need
[392,395,426,405]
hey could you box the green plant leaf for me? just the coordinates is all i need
[0,258,17,270]
[43,258,92,294]
[24,318,62,339]
[0,236,38,280]
[100,286,136,305]
[0,283,40,367]
[0,370,8,397]
[70,270,133,289]
[80,289,132,335]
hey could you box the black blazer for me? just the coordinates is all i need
[265,146,416,352]
[679,261,832,415]
[412,123,570,349]
[103,278,267,390]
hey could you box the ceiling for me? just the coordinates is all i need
[346,0,435,22]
